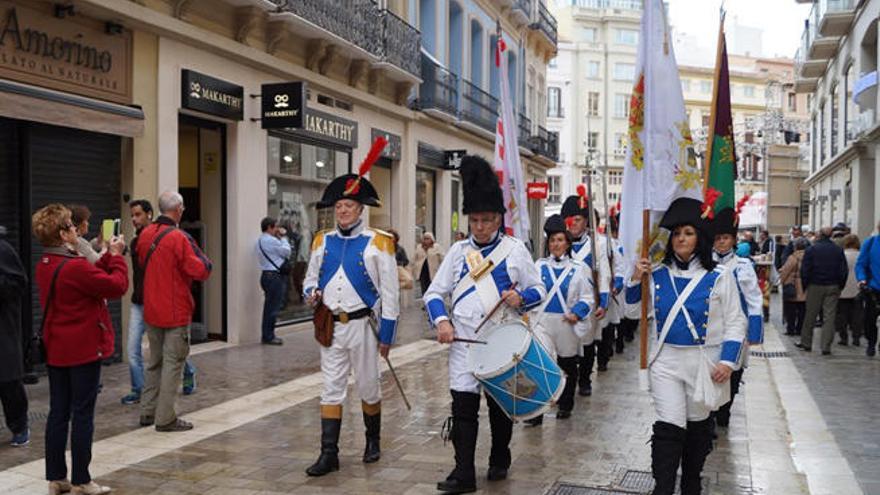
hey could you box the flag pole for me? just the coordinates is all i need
[702,8,727,191]
[639,209,649,370]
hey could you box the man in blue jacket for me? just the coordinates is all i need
[797,227,848,355]
[856,220,880,357]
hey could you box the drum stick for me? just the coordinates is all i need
[368,318,412,411]
[453,337,488,345]
[474,282,518,334]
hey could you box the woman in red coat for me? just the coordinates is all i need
[32,204,128,495]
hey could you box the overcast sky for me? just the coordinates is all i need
[667,0,812,63]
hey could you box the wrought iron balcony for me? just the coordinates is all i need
[379,10,421,79]
[574,0,642,9]
[519,113,533,148]
[419,54,459,117]
[461,79,499,133]
[280,0,382,57]
[532,125,559,161]
[512,0,533,24]
[531,1,558,47]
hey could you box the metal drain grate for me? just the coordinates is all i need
[545,483,642,495]
[750,350,789,358]
[617,470,654,492]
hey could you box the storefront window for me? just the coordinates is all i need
[416,168,436,238]
[267,134,350,323]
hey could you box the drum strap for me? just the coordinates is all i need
[532,262,576,330]
[648,267,707,367]
[452,236,517,315]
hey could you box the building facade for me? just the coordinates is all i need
[0,0,558,347]
[794,0,877,237]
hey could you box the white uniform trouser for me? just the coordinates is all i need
[320,318,381,406]
[534,316,580,360]
[579,317,601,346]
[649,344,719,428]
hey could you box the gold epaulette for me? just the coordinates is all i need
[311,230,329,252]
[369,228,395,255]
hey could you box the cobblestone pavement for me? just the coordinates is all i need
[770,295,880,495]
[0,303,825,494]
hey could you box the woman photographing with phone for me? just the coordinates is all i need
[625,198,746,495]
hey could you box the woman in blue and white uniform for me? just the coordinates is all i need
[626,198,746,495]
[526,214,594,425]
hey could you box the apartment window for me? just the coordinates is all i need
[587,131,600,151]
[608,169,623,185]
[787,93,797,112]
[845,64,854,144]
[548,176,561,204]
[614,132,626,155]
[740,153,763,181]
[831,84,839,156]
[608,191,620,203]
[614,93,629,118]
[548,87,562,118]
[581,27,597,42]
[613,63,635,81]
[681,79,691,93]
[615,29,639,45]
[587,91,600,117]
[700,80,712,94]
[820,102,826,164]
[581,171,591,184]
[743,85,755,97]
[807,94,813,112]
[588,61,600,78]
[701,113,710,128]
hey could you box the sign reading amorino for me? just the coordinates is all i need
[181,69,243,121]
[261,81,305,129]
[0,1,132,104]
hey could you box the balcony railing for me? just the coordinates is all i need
[532,125,559,161]
[532,1,558,46]
[574,0,642,9]
[519,113,532,147]
[283,0,383,57]
[380,9,420,78]
[419,54,458,116]
[514,0,533,17]
[461,79,499,133]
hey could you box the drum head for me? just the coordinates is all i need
[468,320,530,378]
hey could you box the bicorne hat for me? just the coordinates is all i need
[317,137,387,209]
[712,207,738,236]
[659,197,709,235]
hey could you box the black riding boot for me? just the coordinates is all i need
[651,421,686,495]
[578,343,595,396]
[615,323,625,353]
[556,356,579,416]
[437,391,479,494]
[680,418,715,495]
[306,406,342,476]
[362,401,381,463]
[598,326,614,370]
[486,393,512,481]
[714,369,743,428]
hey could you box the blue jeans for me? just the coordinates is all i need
[260,271,286,342]
[128,304,196,393]
[45,361,101,485]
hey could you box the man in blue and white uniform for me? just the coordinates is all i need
[601,218,627,360]
[561,195,609,395]
[302,169,399,476]
[711,207,763,429]
[424,155,544,494]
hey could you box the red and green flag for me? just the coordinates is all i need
[702,16,736,216]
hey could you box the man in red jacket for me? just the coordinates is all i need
[137,191,212,432]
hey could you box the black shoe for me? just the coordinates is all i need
[524,415,543,427]
[838,340,848,346]
[868,346,877,357]
[306,452,339,476]
[155,419,193,432]
[853,339,861,347]
[822,350,832,356]
[615,343,624,354]
[22,373,39,385]
[262,338,283,346]
[306,417,342,476]
[362,409,381,464]
[486,466,508,481]
[578,383,592,396]
[437,476,476,494]
[139,416,154,427]
[556,410,572,420]
[597,363,608,372]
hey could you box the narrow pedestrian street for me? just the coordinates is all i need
[0,297,872,495]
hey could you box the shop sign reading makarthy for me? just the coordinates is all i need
[0,1,132,103]
[261,81,305,129]
[181,69,244,121]
[299,108,357,148]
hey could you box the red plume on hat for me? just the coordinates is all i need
[344,136,388,196]
[576,184,589,209]
[701,188,721,219]
[734,194,750,226]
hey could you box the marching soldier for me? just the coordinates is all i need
[627,198,746,495]
[711,207,764,429]
[603,207,627,357]
[423,155,545,494]
[526,214,595,426]
[303,138,399,476]
[561,192,610,396]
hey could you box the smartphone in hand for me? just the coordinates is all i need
[102,219,121,240]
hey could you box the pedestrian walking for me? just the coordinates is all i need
[0,228,30,447]
[120,200,153,406]
[779,239,808,336]
[797,227,848,355]
[560,192,609,395]
[626,198,746,495]
[33,204,128,495]
[423,155,544,494]
[711,208,763,430]
[836,234,863,346]
[856,220,880,357]
[390,229,409,267]
[410,232,444,294]
[256,216,291,346]
[525,215,594,426]
[303,139,399,477]
[137,191,212,432]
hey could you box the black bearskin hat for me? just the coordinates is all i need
[316,174,381,209]
[460,155,505,214]
[712,207,738,237]
[543,214,567,237]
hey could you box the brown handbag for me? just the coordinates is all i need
[313,302,334,347]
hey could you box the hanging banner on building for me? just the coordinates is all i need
[738,191,767,228]
[261,81,305,129]
[181,69,244,120]
[527,182,549,199]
